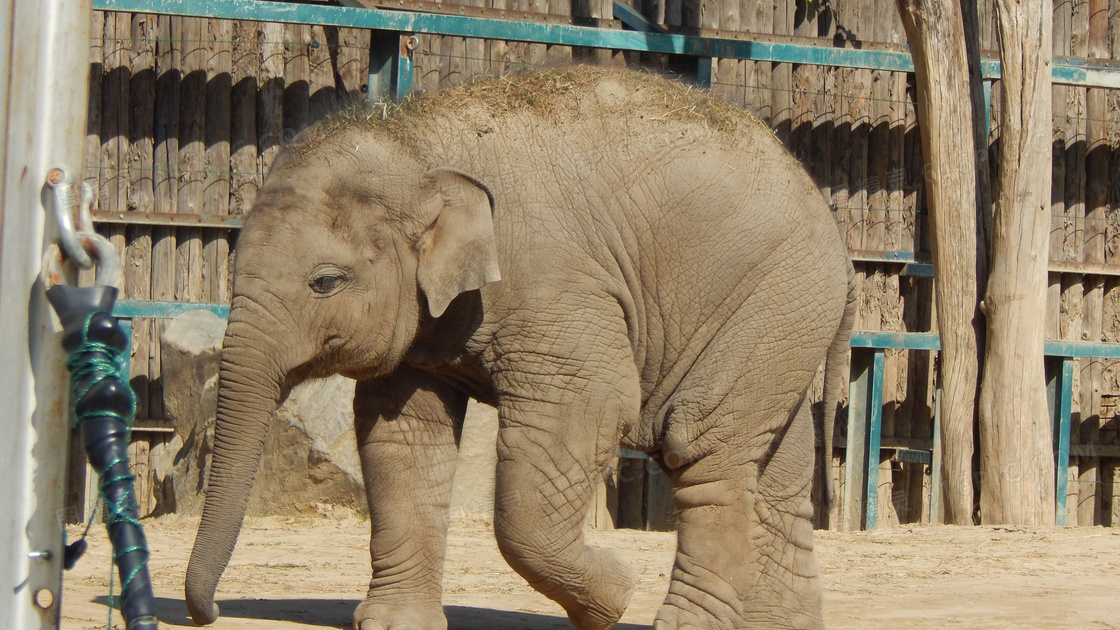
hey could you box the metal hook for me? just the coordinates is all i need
[78,181,95,233]
[41,232,122,291]
[47,167,94,269]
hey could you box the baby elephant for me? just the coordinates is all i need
[185,66,855,630]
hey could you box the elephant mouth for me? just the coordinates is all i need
[311,339,394,382]
[337,363,392,381]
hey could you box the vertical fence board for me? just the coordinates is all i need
[831,70,853,248]
[546,0,573,63]
[102,13,130,222]
[129,14,157,216]
[151,13,180,423]
[336,27,371,103]
[86,10,105,199]
[441,13,468,85]
[205,19,233,306]
[747,0,772,120]
[487,0,509,77]
[1077,0,1111,526]
[1053,0,1072,265]
[259,21,285,177]
[154,13,179,217]
[1067,0,1092,527]
[770,0,792,138]
[177,16,206,305]
[231,21,260,216]
[124,13,157,506]
[102,10,130,288]
[463,0,487,81]
[128,14,157,420]
[284,24,312,138]
[708,0,734,105]
[308,25,336,119]
[1109,0,1120,527]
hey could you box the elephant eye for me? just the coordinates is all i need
[309,268,349,295]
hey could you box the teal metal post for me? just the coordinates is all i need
[118,319,133,383]
[1050,358,1074,526]
[696,58,712,88]
[395,34,415,98]
[863,349,886,530]
[368,32,415,102]
[982,79,993,138]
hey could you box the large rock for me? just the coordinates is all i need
[150,310,222,516]
[151,310,364,516]
[150,309,500,520]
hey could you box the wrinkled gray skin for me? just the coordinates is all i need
[185,67,856,630]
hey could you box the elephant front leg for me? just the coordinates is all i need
[352,368,466,630]
[494,412,635,630]
[491,342,641,629]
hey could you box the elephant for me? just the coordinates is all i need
[184,66,857,630]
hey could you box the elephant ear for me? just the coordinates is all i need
[415,167,501,318]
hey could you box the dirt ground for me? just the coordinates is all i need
[62,513,1120,630]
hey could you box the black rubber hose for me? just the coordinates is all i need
[47,285,159,630]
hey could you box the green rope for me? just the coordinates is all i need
[67,312,148,630]
[66,313,135,427]
[107,558,115,630]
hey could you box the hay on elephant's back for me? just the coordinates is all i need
[289,66,763,157]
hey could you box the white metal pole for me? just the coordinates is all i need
[1,1,93,628]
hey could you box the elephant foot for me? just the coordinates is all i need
[654,594,822,630]
[561,548,634,630]
[652,573,744,630]
[653,514,823,630]
[353,599,446,630]
[651,605,711,630]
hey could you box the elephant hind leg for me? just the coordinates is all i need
[654,395,823,630]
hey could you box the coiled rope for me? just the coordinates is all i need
[49,287,159,630]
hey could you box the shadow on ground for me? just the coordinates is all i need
[95,596,649,629]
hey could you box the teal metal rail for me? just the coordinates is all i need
[847,332,1120,529]
[91,0,1120,89]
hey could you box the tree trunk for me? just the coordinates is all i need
[977,0,1055,525]
[895,0,986,525]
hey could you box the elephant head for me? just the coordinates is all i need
[184,140,500,624]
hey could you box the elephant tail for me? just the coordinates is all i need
[820,261,857,516]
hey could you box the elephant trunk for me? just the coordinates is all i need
[185,300,296,625]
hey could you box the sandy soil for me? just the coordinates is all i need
[62,514,1120,630]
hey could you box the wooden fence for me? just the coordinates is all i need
[74,0,1120,530]
[1049,0,1120,528]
